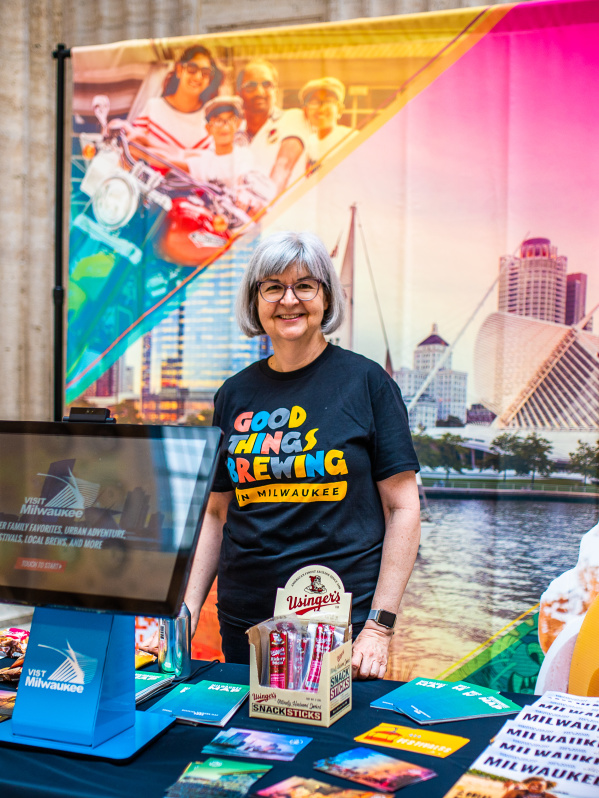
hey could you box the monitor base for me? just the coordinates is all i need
[0,711,174,760]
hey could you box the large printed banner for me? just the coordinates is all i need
[68,1,599,685]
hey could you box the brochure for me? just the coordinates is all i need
[135,671,175,704]
[254,775,388,798]
[370,678,499,712]
[376,678,519,724]
[355,722,469,758]
[149,680,249,726]
[313,746,437,792]
[165,758,272,798]
[443,692,599,798]
[203,728,312,762]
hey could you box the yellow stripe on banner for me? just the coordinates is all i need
[236,481,347,507]
[253,3,516,225]
[73,6,514,63]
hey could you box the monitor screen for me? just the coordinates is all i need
[0,421,222,616]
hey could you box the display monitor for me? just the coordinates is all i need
[0,421,222,617]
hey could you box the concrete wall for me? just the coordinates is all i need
[0,0,522,421]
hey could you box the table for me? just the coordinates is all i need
[0,660,534,798]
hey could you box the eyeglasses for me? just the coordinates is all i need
[258,278,322,302]
[306,97,339,109]
[183,63,214,79]
[209,114,240,128]
[241,80,276,94]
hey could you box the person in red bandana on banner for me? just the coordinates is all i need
[181,231,421,680]
[130,45,224,163]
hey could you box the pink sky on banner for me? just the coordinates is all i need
[266,0,599,378]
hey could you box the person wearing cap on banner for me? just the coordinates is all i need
[235,59,311,195]
[182,96,275,214]
[300,77,356,174]
[130,45,224,165]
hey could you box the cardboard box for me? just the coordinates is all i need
[247,565,352,728]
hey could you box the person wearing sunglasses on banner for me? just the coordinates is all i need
[182,231,421,680]
[130,45,224,165]
[235,59,311,195]
[300,77,357,175]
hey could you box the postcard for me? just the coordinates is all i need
[203,728,312,762]
[355,722,469,758]
[166,758,272,798]
[313,747,437,792]
[254,775,388,798]
[0,689,16,717]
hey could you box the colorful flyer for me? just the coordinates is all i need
[254,775,387,798]
[313,747,437,792]
[203,728,312,762]
[355,722,469,759]
[166,758,272,798]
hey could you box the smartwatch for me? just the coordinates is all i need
[367,609,397,629]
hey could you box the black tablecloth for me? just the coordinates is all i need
[0,660,535,798]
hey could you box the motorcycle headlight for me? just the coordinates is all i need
[92,174,139,230]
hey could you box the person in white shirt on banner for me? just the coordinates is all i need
[235,59,311,195]
[182,96,276,215]
[130,45,224,165]
[300,77,356,174]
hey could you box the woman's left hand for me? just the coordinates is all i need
[351,625,393,680]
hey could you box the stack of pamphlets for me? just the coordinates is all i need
[371,677,521,724]
[165,758,271,798]
[442,691,599,797]
[135,671,175,705]
[148,680,249,726]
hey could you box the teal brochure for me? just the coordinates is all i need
[370,678,499,712]
[392,680,520,724]
[148,680,249,726]
[134,671,175,704]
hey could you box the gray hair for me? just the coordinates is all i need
[236,231,346,338]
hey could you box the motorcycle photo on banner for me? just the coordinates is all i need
[67,2,599,684]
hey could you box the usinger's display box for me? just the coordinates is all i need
[247,565,352,728]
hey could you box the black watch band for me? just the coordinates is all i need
[367,609,396,629]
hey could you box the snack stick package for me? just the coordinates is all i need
[269,630,288,689]
[302,624,334,693]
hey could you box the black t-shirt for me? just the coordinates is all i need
[211,344,419,627]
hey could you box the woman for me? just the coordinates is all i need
[183,231,421,680]
[131,45,224,162]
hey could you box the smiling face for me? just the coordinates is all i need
[176,54,213,98]
[239,63,277,118]
[206,110,241,153]
[304,89,343,137]
[256,263,328,351]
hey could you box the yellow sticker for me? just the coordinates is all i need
[355,722,469,759]
[236,481,347,506]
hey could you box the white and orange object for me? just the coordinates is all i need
[568,593,599,696]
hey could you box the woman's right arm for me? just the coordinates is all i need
[184,490,233,634]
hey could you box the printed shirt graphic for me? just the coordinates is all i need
[212,345,419,626]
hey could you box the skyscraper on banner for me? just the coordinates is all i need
[395,324,467,429]
[498,237,567,323]
[142,234,270,422]
[475,237,598,430]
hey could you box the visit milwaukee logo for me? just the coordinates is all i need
[287,591,341,615]
[24,641,98,694]
[21,470,100,519]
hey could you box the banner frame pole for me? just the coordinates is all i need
[52,43,71,422]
